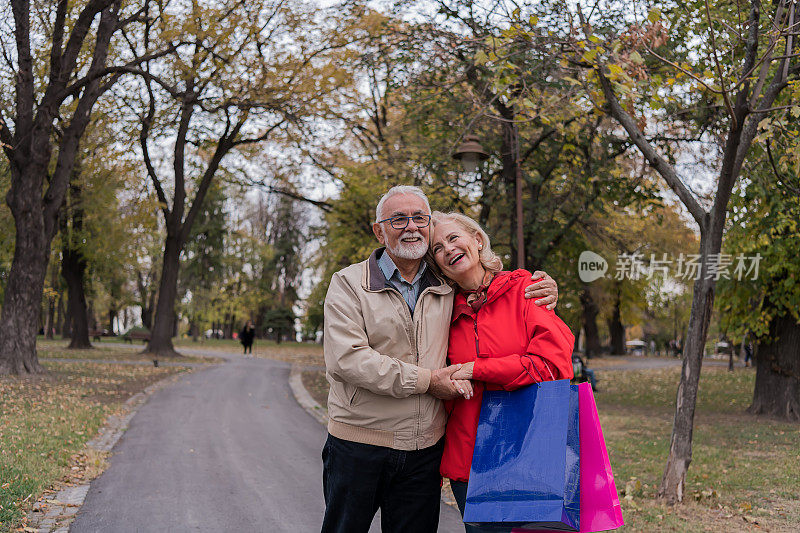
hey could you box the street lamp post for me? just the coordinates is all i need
[453,133,525,269]
[452,135,489,173]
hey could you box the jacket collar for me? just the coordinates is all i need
[451,270,526,322]
[364,248,452,295]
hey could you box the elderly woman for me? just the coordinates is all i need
[428,211,575,533]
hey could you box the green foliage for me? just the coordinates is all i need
[262,307,296,342]
[598,366,800,528]
[300,5,676,339]
[179,181,229,328]
[718,142,800,342]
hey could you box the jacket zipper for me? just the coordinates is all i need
[473,316,480,357]
[388,285,422,447]
[414,287,436,447]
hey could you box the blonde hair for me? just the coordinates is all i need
[429,211,503,273]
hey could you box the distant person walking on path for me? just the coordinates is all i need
[321,186,560,533]
[239,320,255,355]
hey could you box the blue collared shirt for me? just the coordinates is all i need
[378,250,427,314]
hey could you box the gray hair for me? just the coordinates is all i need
[375,185,431,223]
[430,211,504,273]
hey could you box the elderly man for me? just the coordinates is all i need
[321,186,558,533]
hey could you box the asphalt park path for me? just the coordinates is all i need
[70,348,466,532]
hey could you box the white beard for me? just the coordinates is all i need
[386,231,428,260]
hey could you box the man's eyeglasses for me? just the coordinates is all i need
[378,214,431,230]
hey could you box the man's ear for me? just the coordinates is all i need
[373,222,386,244]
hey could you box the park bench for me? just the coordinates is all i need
[88,328,114,342]
[122,330,151,343]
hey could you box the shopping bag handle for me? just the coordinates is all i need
[520,354,555,382]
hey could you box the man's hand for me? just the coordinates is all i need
[428,364,470,400]
[524,271,558,310]
[451,361,474,380]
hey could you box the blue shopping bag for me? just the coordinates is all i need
[464,379,580,531]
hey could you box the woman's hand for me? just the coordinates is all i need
[451,378,473,400]
[451,361,474,380]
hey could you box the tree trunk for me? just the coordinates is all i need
[580,286,601,358]
[748,315,800,421]
[0,1,122,375]
[659,273,716,503]
[108,308,116,334]
[61,184,92,350]
[608,288,625,355]
[142,299,154,330]
[45,295,56,339]
[137,270,156,330]
[62,242,92,349]
[739,333,748,367]
[227,314,236,339]
[146,232,182,357]
[223,312,231,339]
[57,293,66,337]
[0,187,48,374]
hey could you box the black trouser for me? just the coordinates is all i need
[321,434,443,533]
[242,342,252,354]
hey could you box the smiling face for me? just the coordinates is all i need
[372,193,430,261]
[430,219,484,286]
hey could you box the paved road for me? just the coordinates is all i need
[71,350,466,532]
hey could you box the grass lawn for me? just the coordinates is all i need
[598,367,800,532]
[172,337,324,366]
[0,350,189,532]
[35,338,225,364]
[302,365,800,532]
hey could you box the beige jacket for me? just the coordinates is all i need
[323,248,454,450]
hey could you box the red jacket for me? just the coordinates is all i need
[440,269,575,481]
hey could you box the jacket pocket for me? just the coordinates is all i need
[348,386,360,406]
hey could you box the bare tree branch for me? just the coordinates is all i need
[231,121,284,146]
[704,0,736,120]
[180,117,245,243]
[748,1,786,109]
[49,0,68,83]
[43,0,121,240]
[783,1,796,81]
[596,70,707,228]
[249,180,333,212]
[58,45,183,101]
[140,80,171,220]
[12,0,35,155]
[56,0,116,85]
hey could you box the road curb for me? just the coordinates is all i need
[289,364,329,426]
[26,371,188,532]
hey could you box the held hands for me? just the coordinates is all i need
[428,364,473,400]
[451,362,474,400]
[524,271,558,310]
[451,361,474,380]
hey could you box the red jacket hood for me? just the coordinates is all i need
[452,269,531,323]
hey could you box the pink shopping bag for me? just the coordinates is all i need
[514,382,623,532]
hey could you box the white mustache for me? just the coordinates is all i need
[399,231,424,241]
